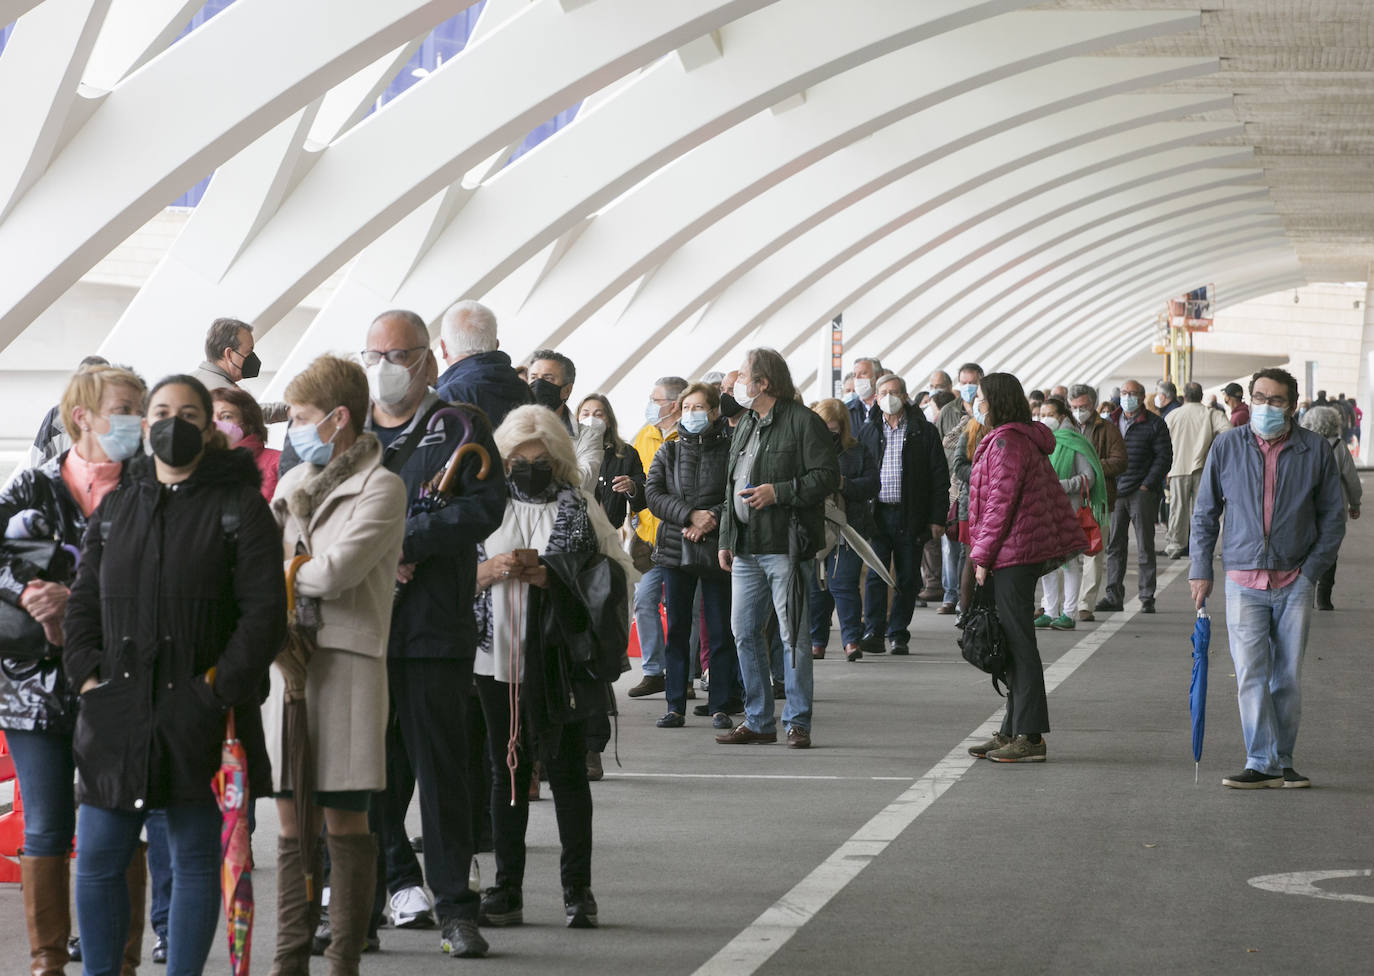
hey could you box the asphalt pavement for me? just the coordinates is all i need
[2,484,1372,975]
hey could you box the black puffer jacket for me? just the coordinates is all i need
[0,453,94,733]
[62,449,286,811]
[645,418,731,574]
[836,438,880,539]
[591,444,645,529]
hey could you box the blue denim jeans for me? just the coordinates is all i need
[809,544,864,649]
[730,553,814,734]
[145,810,173,938]
[941,536,965,607]
[3,728,74,857]
[633,567,667,676]
[1224,575,1314,775]
[76,801,221,976]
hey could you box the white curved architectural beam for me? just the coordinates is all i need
[0,0,471,348]
[0,0,110,220]
[98,0,782,385]
[637,134,1253,398]
[82,0,202,90]
[514,57,1220,367]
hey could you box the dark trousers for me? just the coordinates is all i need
[1105,488,1159,604]
[663,568,739,715]
[377,657,477,921]
[864,503,923,643]
[1317,555,1338,598]
[987,564,1050,736]
[475,675,592,893]
[809,543,864,648]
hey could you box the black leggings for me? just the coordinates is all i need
[475,675,592,892]
[988,563,1050,736]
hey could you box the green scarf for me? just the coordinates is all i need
[1049,427,1108,536]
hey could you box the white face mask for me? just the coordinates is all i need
[853,377,874,401]
[1041,416,1061,432]
[1071,407,1093,426]
[879,393,904,417]
[1154,393,1168,409]
[367,359,418,409]
[924,402,939,423]
[733,379,756,410]
[579,415,605,434]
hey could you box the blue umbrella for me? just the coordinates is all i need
[1189,601,1211,784]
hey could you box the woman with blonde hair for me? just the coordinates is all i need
[1,364,146,975]
[806,398,878,662]
[266,355,408,973]
[473,405,636,931]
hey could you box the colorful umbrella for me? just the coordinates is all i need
[212,707,253,975]
[1189,601,1211,785]
[278,554,318,898]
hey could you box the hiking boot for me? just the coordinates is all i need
[1222,769,1283,789]
[478,886,523,927]
[627,674,665,697]
[1050,614,1076,631]
[968,733,1011,759]
[440,917,488,957]
[1033,614,1053,628]
[987,735,1047,763]
[1282,767,1311,789]
[564,887,598,929]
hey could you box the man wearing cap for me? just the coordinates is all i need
[1223,382,1250,428]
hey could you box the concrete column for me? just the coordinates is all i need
[1359,265,1374,465]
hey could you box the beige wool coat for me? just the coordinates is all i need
[265,433,406,794]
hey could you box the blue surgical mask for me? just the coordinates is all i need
[645,400,664,426]
[960,383,978,403]
[1120,394,1140,414]
[1250,403,1288,440]
[843,391,859,406]
[973,407,987,426]
[288,410,341,466]
[96,414,144,462]
[681,410,710,435]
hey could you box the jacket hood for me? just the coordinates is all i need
[997,421,1056,455]
[128,445,263,492]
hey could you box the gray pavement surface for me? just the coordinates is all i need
[3,483,1373,974]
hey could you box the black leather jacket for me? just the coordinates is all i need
[591,445,645,529]
[0,453,92,733]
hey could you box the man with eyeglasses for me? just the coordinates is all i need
[361,309,508,957]
[1097,378,1172,614]
[1189,368,1344,790]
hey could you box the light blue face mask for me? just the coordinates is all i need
[843,391,859,406]
[1120,394,1140,414]
[288,410,340,466]
[681,410,710,434]
[960,383,978,403]
[96,414,144,462]
[1250,403,1288,439]
[973,407,987,426]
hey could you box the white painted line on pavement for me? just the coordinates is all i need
[1248,869,1374,904]
[693,561,1189,976]
[606,773,914,782]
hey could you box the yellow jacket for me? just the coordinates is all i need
[632,422,677,543]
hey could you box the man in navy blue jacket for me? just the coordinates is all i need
[435,300,533,429]
[364,309,507,958]
[1098,378,1172,613]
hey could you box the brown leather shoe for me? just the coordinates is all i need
[937,602,956,615]
[811,645,826,660]
[786,727,811,749]
[1078,610,1095,622]
[627,674,665,697]
[715,724,776,745]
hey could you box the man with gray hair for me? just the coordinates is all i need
[847,356,884,434]
[1163,381,1230,559]
[193,317,289,422]
[1067,382,1127,619]
[435,300,532,428]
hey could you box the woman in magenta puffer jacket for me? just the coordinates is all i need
[966,373,1085,764]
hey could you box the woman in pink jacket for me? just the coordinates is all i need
[966,373,1085,763]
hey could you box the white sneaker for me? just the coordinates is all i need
[389,885,436,929]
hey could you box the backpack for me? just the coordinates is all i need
[956,583,1007,696]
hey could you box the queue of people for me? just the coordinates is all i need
[0,299,1359,976]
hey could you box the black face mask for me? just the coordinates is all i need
[508,458,555,498]
[149,416,207,467]
[830,431,842,450]
[529,378,564,412]
[719,392,745,419]
[237,350,262,380]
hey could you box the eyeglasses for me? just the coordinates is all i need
[359,346,426,367]
[1250,394,1289,408]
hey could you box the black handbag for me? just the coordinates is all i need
[0,539,78,662]
[956,583,1008,696]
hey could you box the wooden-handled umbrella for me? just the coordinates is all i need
[278,553,319,897]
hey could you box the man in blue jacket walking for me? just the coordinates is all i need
[1189,368,1345,790]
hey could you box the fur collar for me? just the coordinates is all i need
[283,433,382,523]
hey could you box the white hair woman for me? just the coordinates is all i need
[472,405,636,931]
